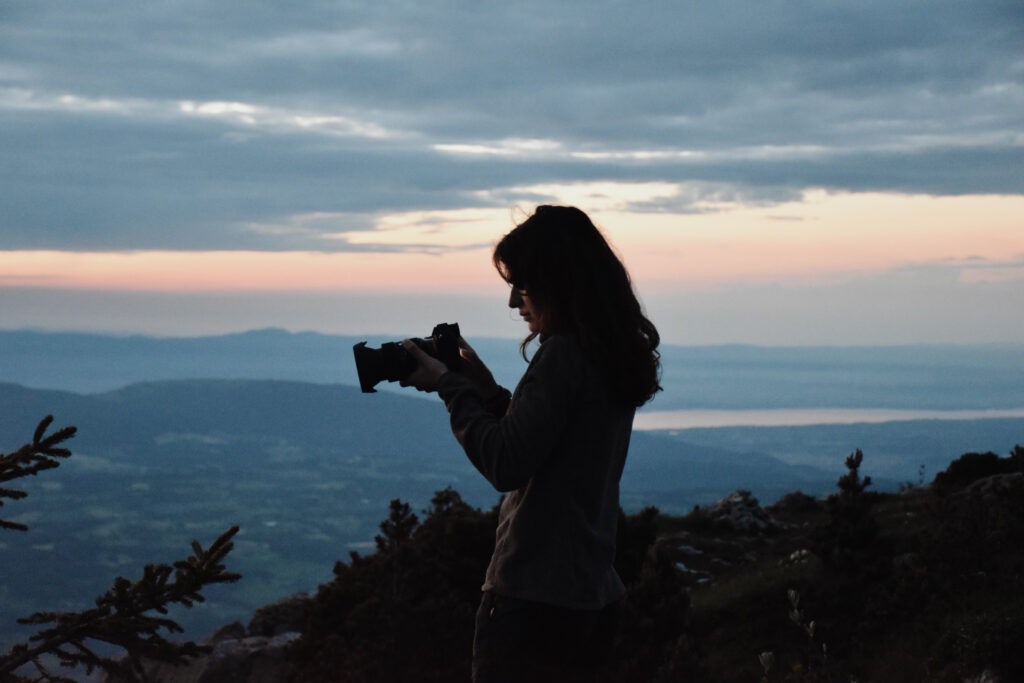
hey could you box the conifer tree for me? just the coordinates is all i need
[1,416,241,682]
[0,415,76,531]
[816,449,880,570]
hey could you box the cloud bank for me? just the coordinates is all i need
[2,0,1022,252]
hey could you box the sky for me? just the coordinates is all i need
[1,0,1022,345]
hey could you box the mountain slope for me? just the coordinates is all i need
[1,379,823,647]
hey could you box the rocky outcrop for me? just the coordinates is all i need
[961,472,1023,504]
[247,593,312,637]
[102,593,313,683]
[704,490,780,534]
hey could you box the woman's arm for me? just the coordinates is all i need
[438,336,582,492]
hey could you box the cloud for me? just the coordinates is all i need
[1,0,1022,252]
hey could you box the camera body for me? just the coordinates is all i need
[353,322,461,393]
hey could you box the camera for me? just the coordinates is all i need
[353,322,462,393]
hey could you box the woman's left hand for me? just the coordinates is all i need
[399,339,448,393]
[457,338,502,401]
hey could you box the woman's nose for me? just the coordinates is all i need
[508,289,524,308]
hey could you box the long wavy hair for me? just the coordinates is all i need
[493,205,661,407]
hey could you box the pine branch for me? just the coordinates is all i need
[0,526,242,681]
[0,415,77,532]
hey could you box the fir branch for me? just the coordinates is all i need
[1,415,76,532]
[0,526,241,681]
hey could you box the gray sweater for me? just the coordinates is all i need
[437,333,634,610]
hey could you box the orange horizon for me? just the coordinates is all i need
[1,191,1022,294]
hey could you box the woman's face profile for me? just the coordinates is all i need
[508,288,544,335]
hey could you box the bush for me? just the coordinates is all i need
[292,488,495,682]
[814,450,881,570]
[291,494,687,682]
[932,446,1024,492]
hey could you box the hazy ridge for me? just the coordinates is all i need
[4,328,1024,408]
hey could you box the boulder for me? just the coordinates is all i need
[705,490,779,534]
[247,593,313,637]
[961,472,1023,504]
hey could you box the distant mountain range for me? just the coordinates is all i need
[3,328,1024,409]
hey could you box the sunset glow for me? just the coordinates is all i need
[3,191,1021,295]
[0,249,496,292]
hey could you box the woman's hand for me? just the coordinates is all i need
[457,338,502,401]
[399,339,448,393]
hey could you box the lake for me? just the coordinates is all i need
[634,407,1024,430]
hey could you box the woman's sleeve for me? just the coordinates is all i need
[437,337,581,492]
[481,386,512,417]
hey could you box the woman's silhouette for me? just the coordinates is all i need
[401,205,661,682]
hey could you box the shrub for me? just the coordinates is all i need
[932,448,1022,491]
[814,450,881,571]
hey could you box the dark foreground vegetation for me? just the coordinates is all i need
[3,417,1023,682]
[288,446,1024,683]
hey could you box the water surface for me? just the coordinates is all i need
[634,407,1024,430]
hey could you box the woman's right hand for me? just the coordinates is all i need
[457,337,502,401]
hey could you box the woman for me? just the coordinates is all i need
[401,205,661,682]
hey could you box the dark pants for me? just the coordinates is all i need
[472,590,620,683]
